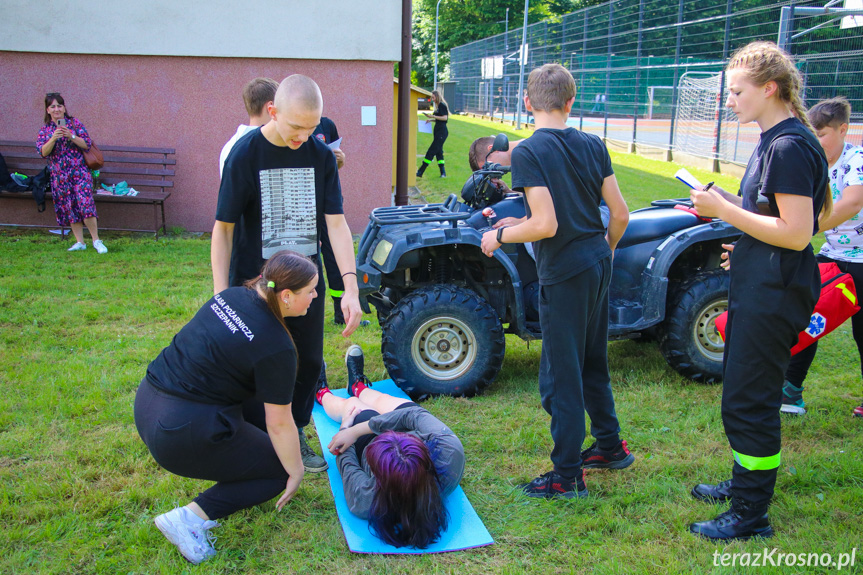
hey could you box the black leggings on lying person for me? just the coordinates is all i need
[134,376,290,520]
[350,402,420,463]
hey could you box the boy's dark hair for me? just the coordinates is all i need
[526,64,575,112]
[243,77,279,117]
[808,97,851,130]
[468,136,495,171]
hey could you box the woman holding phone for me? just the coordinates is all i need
[36,92,106,253]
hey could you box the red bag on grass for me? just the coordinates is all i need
[714,262,860,356]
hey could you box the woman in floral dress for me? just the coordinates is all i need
[37,93,107,253]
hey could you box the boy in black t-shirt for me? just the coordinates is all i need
[212,75,363,474]
[481,64,634,498]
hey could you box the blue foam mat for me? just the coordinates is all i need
[311,379,494,554]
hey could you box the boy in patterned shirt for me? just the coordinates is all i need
[782,97,863,417]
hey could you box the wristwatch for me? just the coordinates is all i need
[70,134,76,140]
[496,227,505,244]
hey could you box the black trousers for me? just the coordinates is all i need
[319,222,345,303]
[538,257,621,478]
[285,265,326,428]
[722,236,819,504]
[786,256,863,386]
[134,378,289,520]
[422,125,448,167]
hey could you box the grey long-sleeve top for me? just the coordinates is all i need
[336,405,465,519]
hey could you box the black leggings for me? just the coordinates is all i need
[786,256,863,386]
[285,266,326,428]
[351,402,420,464]
[134,377,289,520]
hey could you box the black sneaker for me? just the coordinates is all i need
[345,345,371,396]
[521,471,588,499]
[691,479,733,503]
[581,440,635,469]
[298,427,328,473]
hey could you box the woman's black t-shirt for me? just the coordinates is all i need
[739,117,827,232]
[433,102,449,137]
[146,287,297,406]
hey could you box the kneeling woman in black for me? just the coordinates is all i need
[317,345,465,548]
[134,250,318,564]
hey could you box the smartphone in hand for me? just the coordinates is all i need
[56,118,66,127]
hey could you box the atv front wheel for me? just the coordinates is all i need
[381,285,505,399]
[660,270,729,383]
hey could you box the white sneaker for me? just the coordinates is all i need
[154,507,220,564]
[67,242,86,251]
[92,239,108,254]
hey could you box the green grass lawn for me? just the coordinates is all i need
[1,116,860,574]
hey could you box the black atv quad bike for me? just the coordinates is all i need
[355,134,741,399]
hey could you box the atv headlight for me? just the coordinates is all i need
[372,240,393,266]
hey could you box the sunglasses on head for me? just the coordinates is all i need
[46,92,61,98]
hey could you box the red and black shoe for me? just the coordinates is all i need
[853,401,863,418]
[345,345,372,397]
[521,470,588,499]
[581,440,635,469]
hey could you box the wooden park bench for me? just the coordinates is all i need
[0,140,175,237]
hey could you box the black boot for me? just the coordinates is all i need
[689,497,773,541]
[416,161,429,177]
[691,479,733,503]
[332,296,344,325]
[439,163,447,178]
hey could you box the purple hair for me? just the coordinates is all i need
[364,431,448,548]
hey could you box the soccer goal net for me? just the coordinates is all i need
[674,72,742,161]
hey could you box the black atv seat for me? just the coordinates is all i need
[617,207,701,249]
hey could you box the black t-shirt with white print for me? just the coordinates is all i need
[146,287,297,405]
[217,129,344,286]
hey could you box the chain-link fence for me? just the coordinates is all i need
[449,0,863,166]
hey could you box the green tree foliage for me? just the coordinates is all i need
[411,0,606,88]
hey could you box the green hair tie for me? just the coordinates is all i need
[267,281,275,288]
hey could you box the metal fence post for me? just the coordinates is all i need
[604,1,613,140]
[668,0,685,153]
[633,0,644,147]
[712,0,734,172]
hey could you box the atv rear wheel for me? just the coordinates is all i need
[660,269,729,383]
[381,285,505,399]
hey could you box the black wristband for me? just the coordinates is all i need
[496,227,505,244]
[341,271,357,278]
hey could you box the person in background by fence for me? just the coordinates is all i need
[37,93,107,254]
[781,96,863,418]
[688,41,830,542]
[493,86,508,121]
[417,90,449,178]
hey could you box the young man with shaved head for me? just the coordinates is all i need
[212,74,362,474]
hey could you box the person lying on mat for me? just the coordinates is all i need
[316,345,465,548]
[134,250,318,564]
